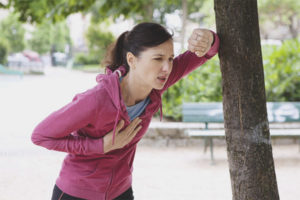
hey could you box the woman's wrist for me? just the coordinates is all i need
[211,33,215,47]
[209,31,215,47]
[103,134,111,154]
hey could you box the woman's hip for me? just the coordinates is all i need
[51,184,134,200]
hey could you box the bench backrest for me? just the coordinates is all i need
[182,102,300,123]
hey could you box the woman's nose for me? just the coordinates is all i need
[162,62,171,72]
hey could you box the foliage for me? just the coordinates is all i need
[258,0,300,22]
[28,23,51,54]
[6,0,96,23]
[7,0,162,23]
[74,52,98,65]
[6,0,206,25]
[73,22,114,66]
[28,20,71,54]
[162,39,300,121]
[72,64,102,73]
[0,13,25,53]
[263,38,300,101]
[85,22,115,64]
[0,39,9,64]
[197,0,215,26]
[90,0,155,23]
[7,0,151,23]
[258,0,300,38]
[88,0,207,25]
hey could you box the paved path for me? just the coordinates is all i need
[1,67,299,200]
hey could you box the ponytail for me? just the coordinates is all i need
[102,31,129,73]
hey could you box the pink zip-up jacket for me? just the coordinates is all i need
[31,32,219,200]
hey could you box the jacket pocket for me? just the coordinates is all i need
[62,155,111,191]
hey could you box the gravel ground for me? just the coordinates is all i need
[1,67,299,200]
[1,143,299,200]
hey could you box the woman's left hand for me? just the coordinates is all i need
[188,29,214,57]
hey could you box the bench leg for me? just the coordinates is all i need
[210,138,215,165]
[204,138,209,153]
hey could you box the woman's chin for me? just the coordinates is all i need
[153,82,166,90]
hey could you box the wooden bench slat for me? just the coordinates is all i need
[182,102,300,123]
[186,129,300,137]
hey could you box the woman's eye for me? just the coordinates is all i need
[169,58,174,62]
[154,58,162,61]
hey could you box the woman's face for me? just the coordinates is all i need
[129,39,174,90]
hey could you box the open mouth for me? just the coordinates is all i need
[157,76,168,83]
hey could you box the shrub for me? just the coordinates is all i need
[85,24,115,65]
[0,39,8,64]
[263,39,300,101]
[74,53,99,65]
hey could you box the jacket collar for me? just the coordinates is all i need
[95,66,163,144]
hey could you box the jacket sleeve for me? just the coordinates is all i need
[159,31,220,94]
[31,86,104,155]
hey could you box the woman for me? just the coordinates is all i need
[31,22,219,200]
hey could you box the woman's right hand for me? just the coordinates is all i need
[103,117,142,153]
[188,28,214,57]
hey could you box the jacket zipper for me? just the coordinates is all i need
[105,168,114,200]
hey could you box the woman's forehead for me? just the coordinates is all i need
[142,41,174,56]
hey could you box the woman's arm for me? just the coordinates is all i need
[159,29,219,94]
[31,86,105,155]
[31,85,142,155]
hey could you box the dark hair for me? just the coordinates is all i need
[102,22,173,73]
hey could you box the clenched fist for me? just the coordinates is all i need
[188,29,214,57]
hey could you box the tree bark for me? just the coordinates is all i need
[214,1,280,199]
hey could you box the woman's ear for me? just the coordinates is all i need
[126,52,136,70]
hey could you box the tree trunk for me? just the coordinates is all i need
[288,15,299,39]
[180,0,188,51]
[144,1,154,22]
[214,1,280,199]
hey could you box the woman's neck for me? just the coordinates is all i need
[120,73,151,106]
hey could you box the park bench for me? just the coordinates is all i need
[182,102,300,164]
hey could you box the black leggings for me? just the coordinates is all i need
[51,184,134,200]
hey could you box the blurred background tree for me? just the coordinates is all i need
[258,0,300,39]
[0,13,25,54]
[28,21,71,55]
[0,38,9,64]
[28,20,71,66]
[74,21,115,66]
